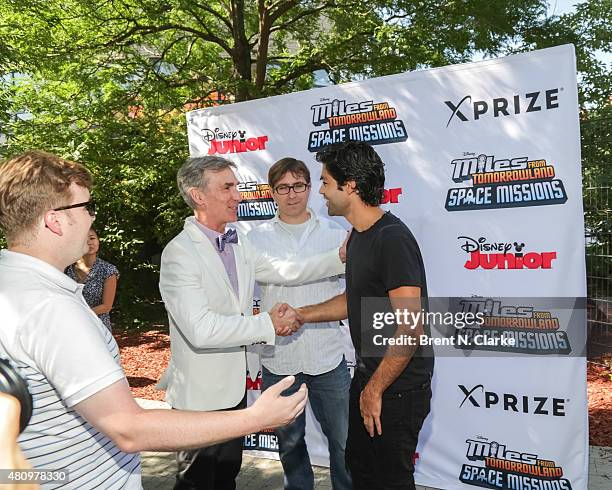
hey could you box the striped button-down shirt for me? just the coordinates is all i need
[247,210,348,375]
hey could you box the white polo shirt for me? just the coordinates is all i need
[248,210,348,375]
[0,250,141,489]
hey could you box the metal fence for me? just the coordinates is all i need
[582,116,612,356]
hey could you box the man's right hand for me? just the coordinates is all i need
[269,303,304,336]
[249,376,307,429]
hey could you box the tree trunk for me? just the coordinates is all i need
[255,2,271,91]
[230,0,252,101]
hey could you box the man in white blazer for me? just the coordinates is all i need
[159,155,345,490]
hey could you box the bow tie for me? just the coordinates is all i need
[216,228,238,252]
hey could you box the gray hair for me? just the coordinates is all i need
[177,156,236,209]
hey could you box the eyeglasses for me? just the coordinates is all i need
[53,200,96,217]
[274,183,309,195]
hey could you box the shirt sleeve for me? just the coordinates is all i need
[159,240,276,348]
[379,225,424,293]
[101,261,120,281]
[19,298,126,407]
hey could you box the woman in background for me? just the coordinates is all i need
[65,228,119,332]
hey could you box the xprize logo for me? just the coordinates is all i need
[458,385,566,417]
[445,89,561,127]
[237,181,277,221]
[446,153,568,211]
[460,437,572,489]
[307,98,408,152]
[455,298,572,355]
[457,236,557,270]
[201,127,269,155]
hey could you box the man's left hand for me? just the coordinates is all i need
[339,229,352,263]
[359,382,382,437]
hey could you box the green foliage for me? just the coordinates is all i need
[582,115,612,300]
[0,0,609,327]
[522,0,612,112]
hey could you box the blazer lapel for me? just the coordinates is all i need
[233,235,248,310]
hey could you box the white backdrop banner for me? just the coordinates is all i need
[186,44,587,490]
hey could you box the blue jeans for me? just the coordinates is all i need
[262,358,352,490]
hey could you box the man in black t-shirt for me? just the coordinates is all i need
[297,141,433,489]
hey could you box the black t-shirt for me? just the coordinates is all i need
[346,211,434,391]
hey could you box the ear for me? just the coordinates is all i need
[189,187,206,207]
[344,180,358,195]
[43,210,63,236]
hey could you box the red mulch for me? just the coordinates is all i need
[588,353,612,446]
[116,329,612,446]
[115,329,170,402]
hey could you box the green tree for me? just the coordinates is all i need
[0,0,609,326]
[522,0,611,114]
[1,0,555,103]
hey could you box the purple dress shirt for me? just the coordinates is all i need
[193,220,240,299]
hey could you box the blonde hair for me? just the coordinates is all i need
[0,151,92,245]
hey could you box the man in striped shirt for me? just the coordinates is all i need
[249,158,352,490]
[0,151,308,489]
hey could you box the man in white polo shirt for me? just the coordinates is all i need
[0,151,308,490]
[248,158,352,490]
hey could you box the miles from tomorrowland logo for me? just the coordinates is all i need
[455,298,571,355]
[460,437,572,489]
[307,98,408,152]
[445,153,567,211]
[457,236,557,270]
[201,127,269,155]
[237,181,277,221]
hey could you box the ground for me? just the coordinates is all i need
[116,328,612,446]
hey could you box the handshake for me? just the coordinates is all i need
[269,303,304,336]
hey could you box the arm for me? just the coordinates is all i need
[251,239,344,286]
[297,292,348,323]
[74,376,308,453]
[160,244,275,348]
[360,286,422,437]
[0,394,38,490]
[92,274,118,315]
[24,300,308,453]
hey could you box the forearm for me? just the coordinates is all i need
[94,276,117,315]
[297,292,347,323]
[92,304,111,315]
[117,407,262,453]
[367,353,414,395]
[163,299,275,348]
[255,248,344,285]
[367,322,421,394]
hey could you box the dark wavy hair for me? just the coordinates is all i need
[315,141,385,206]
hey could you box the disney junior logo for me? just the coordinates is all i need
[201,128,246,142]
[457,236,556,270]
[201,127,269,155]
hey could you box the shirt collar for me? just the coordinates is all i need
[188,216,235,247]
[0,250,81,293]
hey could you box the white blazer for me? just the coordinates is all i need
[159,217,344,411]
